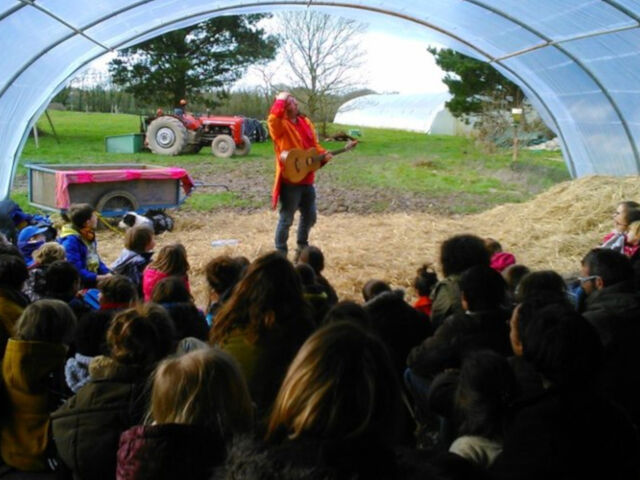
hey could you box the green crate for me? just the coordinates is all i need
[105,133,144,153]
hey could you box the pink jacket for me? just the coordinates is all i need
[142,267,190,301]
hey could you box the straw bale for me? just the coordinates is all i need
[96,175,640,309]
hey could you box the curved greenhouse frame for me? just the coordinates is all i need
[2,1,640,198]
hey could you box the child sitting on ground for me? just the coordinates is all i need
[17,224,49,267]
[412,263,439,316]
[1,299,77,473]
[111,225,155,295]
[117,348,254,479]
[44,260,92,320]
[151,276,209,342]
[22,241,66,302]
[59,203,112,288]
[485,238,516,273]
[295,263,330,326]
[602,200,640,256]
[65,275,138,392]
[142,243,190,301]
[297,245,338,306]
[204,255,249,325]
[0,253,29,357]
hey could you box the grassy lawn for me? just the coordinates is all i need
[14,110,570,214]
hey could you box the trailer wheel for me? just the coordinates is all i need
[234,135,252,156]
[147,116,189,155]
[211,134,235,158]
[96,190,139,216]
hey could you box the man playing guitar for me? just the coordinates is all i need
[267,91,333,259]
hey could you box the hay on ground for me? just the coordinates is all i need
[96,175,640,308]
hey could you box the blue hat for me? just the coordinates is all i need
[18,225,49,244]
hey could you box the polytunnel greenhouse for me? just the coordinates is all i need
[2,0,640,200]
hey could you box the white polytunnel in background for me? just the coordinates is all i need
[334,93,474,135]
[3,0,640,198]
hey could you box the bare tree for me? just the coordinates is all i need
[277,11,367,134]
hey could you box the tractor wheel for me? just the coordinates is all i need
[211,134,235,158]
[96,190,139,217]
[234,135,252,156]
[146,116,189,155]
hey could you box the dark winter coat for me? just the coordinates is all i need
[580,281,640,348]
[51,356,150,480]
[364,290,431,377]
[407,309,512,378]
[490,387,640,480]
[581,281,640,427]
[159,302,209,342]
[430,276,463,330]
[218,435,444,480]
[117,423,227,480]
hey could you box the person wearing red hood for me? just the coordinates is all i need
[267,92,332,259]
[486,238,516,273]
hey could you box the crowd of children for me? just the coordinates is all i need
[0,200,639,479]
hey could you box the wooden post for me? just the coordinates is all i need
[32,125,39,148]
[512,123,518,163]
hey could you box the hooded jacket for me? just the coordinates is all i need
[51,356,150,480]
[0,339,67,471]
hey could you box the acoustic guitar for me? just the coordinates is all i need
[281,140,358,183]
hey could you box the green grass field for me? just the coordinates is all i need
[14,110,570,214]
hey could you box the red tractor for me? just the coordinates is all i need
[145,112,251,158]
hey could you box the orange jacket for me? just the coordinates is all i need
[267,99,326,209]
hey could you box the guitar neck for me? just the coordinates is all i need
[328,146,350,157]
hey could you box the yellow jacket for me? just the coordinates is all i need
[1,339,67,471]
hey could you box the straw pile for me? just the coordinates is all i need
[96,175,640,308]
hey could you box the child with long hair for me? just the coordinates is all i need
[117,348,253,480]
[223,322,439,479]
[412,263,438,316]
[59,203,111,288]
[142,243,189,301]
[209,251,314,419]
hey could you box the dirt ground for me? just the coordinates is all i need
[95,175,640,310]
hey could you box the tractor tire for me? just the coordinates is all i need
[146,116,189,155]
[96,190,139,216]
[211,134,236,158]
[234,135,252,156]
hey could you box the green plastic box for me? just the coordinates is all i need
[105,133,144,153]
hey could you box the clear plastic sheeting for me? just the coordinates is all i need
[2,1,640,199]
